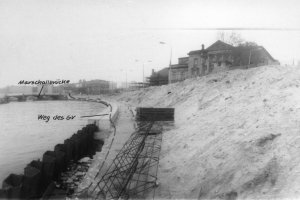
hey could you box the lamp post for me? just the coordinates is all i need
[135,60,152,87]
[159,41,172,84]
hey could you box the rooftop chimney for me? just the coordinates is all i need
[202,44,205,50]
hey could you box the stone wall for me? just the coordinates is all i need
[0,124,99,199]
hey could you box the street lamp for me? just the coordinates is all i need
[159,41,172,84]
[121,68,135,90]
[135,60,152,87]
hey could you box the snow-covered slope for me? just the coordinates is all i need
[117,65,300,199]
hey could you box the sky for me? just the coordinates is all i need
[0,0,300,87]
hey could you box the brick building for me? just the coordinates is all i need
[148,68,169,86]
[168,40,279,84]
[169,57,189,83]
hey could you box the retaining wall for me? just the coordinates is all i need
[0,124,98,199]
[0,99,119,199]
[88,102,119,132]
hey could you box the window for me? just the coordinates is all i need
[181,71,185,80]
[194,58,198,67]
[191,67,197,76]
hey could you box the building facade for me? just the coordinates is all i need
[168,40,279,84]
[169,57,189,83]
[4,86,35,95]
[148,68,169,86]
[188,41,235,78]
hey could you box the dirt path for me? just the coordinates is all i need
[76,102,136,198]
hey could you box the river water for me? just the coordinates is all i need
[0,100,105,184]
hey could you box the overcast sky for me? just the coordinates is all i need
[0,0,299,87]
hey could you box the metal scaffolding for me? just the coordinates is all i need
[89,121,162,199]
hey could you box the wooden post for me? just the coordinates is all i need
[247,49,252,69]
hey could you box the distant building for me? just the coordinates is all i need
[188,41,235,78]
[169,57,189,83]
[84,79,110,94]
[61,79,114,95]
[2,84,65,95]
[4,86,35,95]
[109,81,117,91]
[148,68,169,86]
[119,82,128,89]
[169,41,235,83]
[128,81,146,90]
[167,40,279,84]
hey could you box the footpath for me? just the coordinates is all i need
[76,102,136,198]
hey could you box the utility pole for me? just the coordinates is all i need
[159,41,172,84]
[126,70,128,90]
[135,60,152,88]
[247,49,252,69]
[143,63,144,87]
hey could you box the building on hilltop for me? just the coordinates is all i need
[169,57,189,83]
[167,40,279,84]
[169,40,235,83]
[188,41,235,78]
[148,67,169,86]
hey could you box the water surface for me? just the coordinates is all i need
[0,100,105,183]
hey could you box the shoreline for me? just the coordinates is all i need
[0,97,116,199]
[0,123,99,199]
[0,94,68,103]
[76,101,136,198]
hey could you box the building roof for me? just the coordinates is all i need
[206,40,234,52]
[188,40,234,55]
[178,57,189,60]
[170,64,188,69]
[188,49,205,55]
[150,67,169,78]
[258,46,276,61]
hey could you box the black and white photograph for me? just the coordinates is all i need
[0,0,300,199]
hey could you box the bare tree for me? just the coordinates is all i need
[216,31,245,46]
[216,31,225,42]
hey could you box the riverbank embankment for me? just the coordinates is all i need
[0,124,99,199]
[76,102,136,198]
[107,65,300,199]
[0,98,111,199]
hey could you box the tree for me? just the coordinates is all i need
[232,42,260,66]
[216,31,245,46]
[238,41,258,47]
